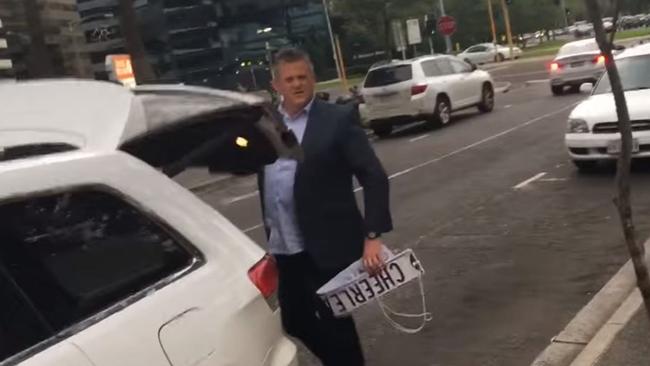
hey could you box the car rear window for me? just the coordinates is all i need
[558,41,599,57]
[364,65,413,87]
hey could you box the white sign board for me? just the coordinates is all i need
[0,59,12,70]
[317,249,425,317]
[406,18,422,45]
[391,20,406,52]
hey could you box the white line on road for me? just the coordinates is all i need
[226,101,579,204]
[243,223,264,233]
[409,134,430,143]
[514,172,547,189]
[504,104,513,109]
[387,102,579,181]
[539,178,568,182]
[224,190,259,205]
[526,79,550,84]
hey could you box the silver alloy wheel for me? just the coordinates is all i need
[438,101,451,125]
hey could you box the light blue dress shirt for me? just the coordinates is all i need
[263,98,314,255]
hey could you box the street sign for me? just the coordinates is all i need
[105,54,136,88]
[406,18,422,45]
[437,15,457,36]
[391,20,406,53]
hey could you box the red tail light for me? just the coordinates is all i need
[248,254,278,298]
[594,55,606,64]
[550,62,561,71]
[411,84,428,95]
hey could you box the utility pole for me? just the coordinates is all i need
[438,0,452,53]
[487,0,498,60]
[321,0,342,81]
[499,0,515,59]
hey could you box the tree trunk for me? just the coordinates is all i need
[117,0,156,84]
[23,0,54,77]
[585,0,650,319]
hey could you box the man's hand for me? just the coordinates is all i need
[363,238,385,275]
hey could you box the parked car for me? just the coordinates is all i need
[0,80,300,366]
[566,43,650,171]
[360,55,495,137]
[549,38,606,95]
[573,21,594,37]
[602,17,614,32]
[457,43,522,64]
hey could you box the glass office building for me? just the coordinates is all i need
[78,0,334,90]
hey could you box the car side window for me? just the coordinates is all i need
[0,188,196,362]
[435,59,455,75]
[422,60,443,77]
[469,46,486,53]
[450,59,472,74]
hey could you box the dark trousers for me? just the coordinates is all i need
[275,252,364,366]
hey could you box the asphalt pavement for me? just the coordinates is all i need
[190,58,650,366]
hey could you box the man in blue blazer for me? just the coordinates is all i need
[259,48,392,365]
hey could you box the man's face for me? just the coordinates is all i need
[272,60,316,112]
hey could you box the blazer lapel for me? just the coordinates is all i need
[300,98,324,159]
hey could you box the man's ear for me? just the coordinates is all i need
[271,78,280,93]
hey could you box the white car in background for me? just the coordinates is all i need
[566,43,650,171]
[549,38,607,95]
[360,55,495,137]
[457,43,522,64]
[0,80,299,366]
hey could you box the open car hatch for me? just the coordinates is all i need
[0,80,301,176]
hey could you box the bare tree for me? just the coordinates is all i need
[117,0,156,84]
[584,0,650,318]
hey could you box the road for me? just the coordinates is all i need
[190,58,650,366]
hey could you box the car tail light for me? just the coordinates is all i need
[550,62,561,71]
[248,254,278,299]
[594,55,606,64]
[411,84,428,95]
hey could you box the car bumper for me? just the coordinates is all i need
[362,98,429,127]
[550,69,603,86]
[566,131,650,160]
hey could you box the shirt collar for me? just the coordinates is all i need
[278,96,315,120]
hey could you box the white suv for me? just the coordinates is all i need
[0,80,299,366]
[360,55,495,137]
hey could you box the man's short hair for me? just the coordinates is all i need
[271,48,314,79]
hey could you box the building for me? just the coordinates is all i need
[78,0,334,89]
[0,18,12,78]
[0,0,92,79]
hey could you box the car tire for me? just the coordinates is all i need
[573,160,598,172]
[429,96,452,127]
[372,125,393,138]
[551,85,564,96]
[496,53,505,62]
[478,83,495,113]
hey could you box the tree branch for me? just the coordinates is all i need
[585,0,650,320]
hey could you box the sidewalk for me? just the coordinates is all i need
[593,308,650,366]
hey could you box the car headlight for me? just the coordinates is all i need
[567,118,590,133]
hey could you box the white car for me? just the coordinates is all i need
[360,55,495,137]
[549,38,606,95]
[457,43,522,64]
[0,80,299,366]
[566,43,650,171]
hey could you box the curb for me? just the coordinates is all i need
[529,239,650,366]
[570,289,642,366]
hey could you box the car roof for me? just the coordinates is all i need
[0,79,266,153]
[617,42,650,59]
[368,55,448,70]
[561,38,596,48]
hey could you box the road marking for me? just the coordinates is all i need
[224,190,259,205]
[387,102,579,181]
[496,70,548,78]
[243,223,264,233]
[514,172,547,189]
[504,104,513,109]
[409,134,430,143]
[526,79,550,84]
[225,101,579,204]
[539,178,568,182]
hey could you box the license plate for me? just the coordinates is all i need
[318,249,424,317]
[607,139,640,154]
[571,61,585,68]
